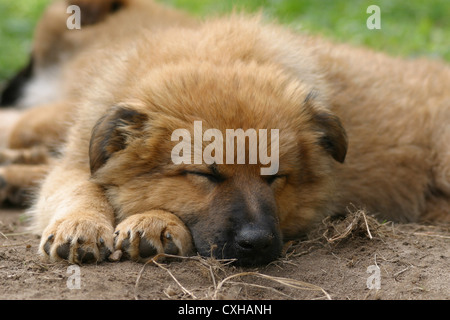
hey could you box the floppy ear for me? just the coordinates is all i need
[313,111,348,163]
[89,106,148,175]
[68,0,126,26]
[303,92,348,163]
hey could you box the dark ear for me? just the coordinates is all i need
[313,111,348,163]
[68,0,126,26]
[89,106,148,174]
[304,91,348,163]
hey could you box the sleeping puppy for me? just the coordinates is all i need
[1,0,449,266]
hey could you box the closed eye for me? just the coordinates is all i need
[264,174,287,185]
[110,1,124,13]
[184,170,224,183]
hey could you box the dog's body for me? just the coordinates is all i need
[1,0,449,265]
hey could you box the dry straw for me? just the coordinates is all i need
[134,253,331,300]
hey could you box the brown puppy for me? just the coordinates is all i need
[1,0,449,266]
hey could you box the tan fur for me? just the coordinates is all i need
[0,109,22,148]
[1,0,449,264]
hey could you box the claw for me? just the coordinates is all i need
[163,232,178,255]
[43,234,54,255]
[56,242,71,260]
[164,240,179,255]
[98,237,111,260]
[76,247,96,263]
[138,237,157,258]
[121,237,131,259]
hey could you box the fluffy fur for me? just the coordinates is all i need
[0,0,449,266]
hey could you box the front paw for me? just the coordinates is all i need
[114,210,193,262]
[39,214,114,264]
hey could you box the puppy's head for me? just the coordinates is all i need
[89,63,347,266]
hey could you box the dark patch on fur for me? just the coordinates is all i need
[303,90,348,163]
[89,106,148,174]
[314,112,348,163]
[0,56,34,106]
[69,0,127,26]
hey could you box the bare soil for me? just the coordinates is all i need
[1,207,448,300]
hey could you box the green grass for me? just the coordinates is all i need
[0,0,52,80]
[1,0,449,81]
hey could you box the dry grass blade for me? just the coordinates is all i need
[413,232,450,239]
[362,211,373,239]
[322,208,378,243]
[225,281,294,299]
[324,216,357,242]
[152,259,197,299]
[134,254,198,300]
[213,271,331,300]
[0,241,32,248]
[134,253,236,300]
[1,232,33,237]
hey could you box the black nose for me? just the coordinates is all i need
[233,225,281,266]
[236,227,274,251]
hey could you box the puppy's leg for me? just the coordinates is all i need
[0,104,61,205]
[32,164,115,264]
[114,211,194,262]
[0,145,52,206]
[0,146,50,165]
[0,164,49,205]
[8,101,71,150]
[0,109,22,148]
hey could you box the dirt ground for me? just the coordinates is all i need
[0,207,448,300]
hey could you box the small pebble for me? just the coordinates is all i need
[108,250,123,262]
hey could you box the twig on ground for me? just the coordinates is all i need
[213,271,331,300]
